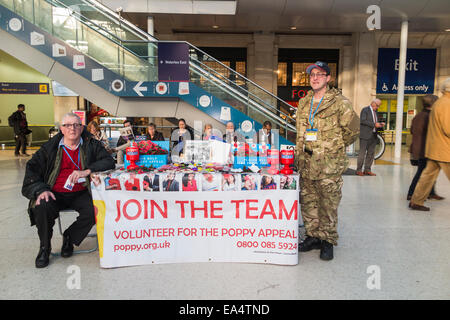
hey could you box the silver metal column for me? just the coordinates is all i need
[394,19,408,162]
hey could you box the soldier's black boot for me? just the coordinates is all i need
[320,241,334,261]
[298,236,322,252]
[35,246,51,268]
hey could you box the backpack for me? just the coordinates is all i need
[8,114,15,127]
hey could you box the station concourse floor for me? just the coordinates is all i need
[0,145,448,300]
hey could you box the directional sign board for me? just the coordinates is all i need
[376,48,436,94]
[158,42,190,82]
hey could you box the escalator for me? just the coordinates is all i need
[0,0,297,145]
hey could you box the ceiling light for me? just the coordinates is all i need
[212,25,219,29]
[290,26,297,30]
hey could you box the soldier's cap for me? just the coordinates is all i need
[306,61,331,75]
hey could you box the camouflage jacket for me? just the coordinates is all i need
[295,87,359,180]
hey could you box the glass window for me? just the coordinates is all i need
[292,62,338,87]
[235,61,246,85]
[277,62,287,86]
[201,61,231,84]
[292,63,309,86]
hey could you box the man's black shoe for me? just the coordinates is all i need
[298,236,322,252]
[320,241,334,261]
[35,246,51,268]
[61,233,74,258]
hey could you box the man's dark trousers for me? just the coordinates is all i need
[408,158,436,198]
[357,133,377,172]
[15,133,27,155]
[32,190,95,249]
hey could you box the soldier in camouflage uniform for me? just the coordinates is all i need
[295,61,359,260]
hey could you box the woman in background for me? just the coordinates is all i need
[87,120,113,153]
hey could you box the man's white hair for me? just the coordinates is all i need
[440,77,450,93]
[61,112,82,124]
[371,98,381,105]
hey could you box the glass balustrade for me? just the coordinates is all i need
[1,0,296,142]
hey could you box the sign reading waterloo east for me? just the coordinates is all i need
[158,42,189,82]
[376,48,436,94]
[0,82,49,94]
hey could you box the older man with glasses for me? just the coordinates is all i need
[22,113,115,268]
[356,98,385,176]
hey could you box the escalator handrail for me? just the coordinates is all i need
[57,0,297,124]
[6,0,298,133]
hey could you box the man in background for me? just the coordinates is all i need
[356,99,385,176]
[407,94,443,201]
[9,104,31,157]
[410,78,450,211]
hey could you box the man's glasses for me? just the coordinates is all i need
[310,73,328,79]
[61,123,83,129]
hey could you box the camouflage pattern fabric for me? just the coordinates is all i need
[295,87,359,181]
[300,176,343,245]
[295,87,359,245]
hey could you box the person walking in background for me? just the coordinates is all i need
[407,94,443,201]
[410,78,450,211]
[356,99,385,176]
[9,104,32,157]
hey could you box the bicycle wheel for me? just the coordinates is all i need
[374,134,385,160]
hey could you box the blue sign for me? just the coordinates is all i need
[0,82,49,94]
[158,42,189,82]
[376,48,436,94]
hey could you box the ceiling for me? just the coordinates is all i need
[111,0,450,35]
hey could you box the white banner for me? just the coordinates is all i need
[91,172,300,268]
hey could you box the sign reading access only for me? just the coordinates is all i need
[376,48,436,94]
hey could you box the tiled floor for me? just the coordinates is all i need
[0,146,449,299]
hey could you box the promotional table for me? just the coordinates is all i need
[91,170,300,268]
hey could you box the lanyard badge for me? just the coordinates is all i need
[62,146,81,170]
[306,97,323,142]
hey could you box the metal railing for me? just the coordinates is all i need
[1,0,297,142]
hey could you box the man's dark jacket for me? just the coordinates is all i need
[10,110,30,135]
[409,109,430,160]
[146,131,165,141]
[359,106,378,140]
[22,129,115,226]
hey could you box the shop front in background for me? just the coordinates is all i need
[277,48,340,118]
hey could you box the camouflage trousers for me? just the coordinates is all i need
[299,175,343,246]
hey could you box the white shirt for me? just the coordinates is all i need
[370,107,378,132]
